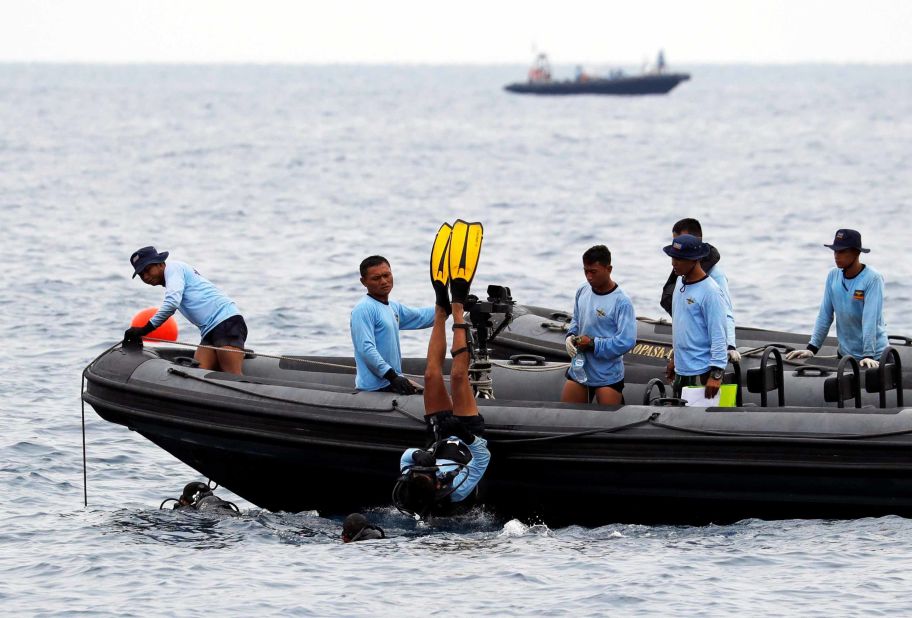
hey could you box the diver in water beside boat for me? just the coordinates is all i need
[125,246,248,374]
[351,255,435,395]
[393,221,491,520]
[663,235,729,398]
[341,513,385,542]
[161,481,240,515]
[561,245,637,405]
[786,229,888,369]
[660,218,738,363]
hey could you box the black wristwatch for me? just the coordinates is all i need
[708,367,725,381]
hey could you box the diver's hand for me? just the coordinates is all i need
[665,358,675,382]
[384,370,418,395]
[785,349,814,361]
[439,417,475,445]
[728,348,741,363]
[859,357,880,369]
[565,336,578,358]
[704,377,722,399]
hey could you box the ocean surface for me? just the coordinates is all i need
[2,63,912,615]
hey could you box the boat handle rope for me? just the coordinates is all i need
[166,368,399,414]
[140,337,571,375]
[81,341,124,508]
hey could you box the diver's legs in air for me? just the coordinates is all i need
[423,306,453,414]
[450,303,479,418]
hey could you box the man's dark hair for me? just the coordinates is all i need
[359,255,390,277]
[582,245,612,266]
[672,218,703,237]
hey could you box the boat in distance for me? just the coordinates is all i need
[504,51,690,96]
[504,73,690,96]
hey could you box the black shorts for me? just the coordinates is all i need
[201,315,248,349]
[565,371,625,401]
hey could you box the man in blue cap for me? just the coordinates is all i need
[124,246,247,374]
[662,235,729,399]
[785,229,887,368]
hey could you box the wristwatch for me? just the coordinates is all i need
[708,367,725,381]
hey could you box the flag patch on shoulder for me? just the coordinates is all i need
[853,290,865,301]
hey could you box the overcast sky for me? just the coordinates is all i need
[1,0,909,64]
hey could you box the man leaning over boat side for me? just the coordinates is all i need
[785,229,888,369]
[124,246,248,374]
[663,235,729,399]
[659,218,739,363]
[350,255,435,394]
[561,244,637,406]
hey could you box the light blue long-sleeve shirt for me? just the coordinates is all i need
[350,295,435,391]
[809,265,888,359]
[400,436,490,503]
[671,275,729,375]
[567,283,637,386]
[707,263,737,349]
[150,260,239,337]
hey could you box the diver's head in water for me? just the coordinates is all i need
[179,481,212,507]
[393,468,438,518]
[341,513,386,543]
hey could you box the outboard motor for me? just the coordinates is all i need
[160,481,240,515]
[464,285,515,399]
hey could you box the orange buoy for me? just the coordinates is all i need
[131,307,178,341]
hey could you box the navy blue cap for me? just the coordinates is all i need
[663,234,710,260]
[824,229,869,253]
[130,246,169,278]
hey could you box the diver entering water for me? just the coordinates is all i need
[392,221,491,520]
[160,481,240,515]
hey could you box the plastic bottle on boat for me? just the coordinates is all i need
[570,353,588,384]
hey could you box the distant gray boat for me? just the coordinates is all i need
[506,51,690,96]
[504,73,690,96]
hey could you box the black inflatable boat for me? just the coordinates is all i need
[84,337,910,526]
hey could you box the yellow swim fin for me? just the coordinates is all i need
[430,223,452,313]
[449,219,483,303]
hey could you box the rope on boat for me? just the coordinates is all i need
[141,337,571,375]
[166,368,399,413]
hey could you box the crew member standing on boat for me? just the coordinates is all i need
[125,246,248,374]
[393,221,491,520]
[663,235,729,398]
[351,255,435,394]
[785,229,887,368]
[660,218,738,363]
[561,245,637,405]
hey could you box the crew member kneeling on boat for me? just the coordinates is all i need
[351,255,435,394]
[392,225,490,519]
[785,229,887,369]
[125,246,248,374]
[663,235,729,399]
[562,245,637,405]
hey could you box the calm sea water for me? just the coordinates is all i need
[2,63,912,615]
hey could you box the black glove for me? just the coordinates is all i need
[384,369,417,395]
[438,416,475,445]
[124,322,155,343]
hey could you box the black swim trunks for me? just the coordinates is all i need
[201,315,248,349]
[565,371,625,402]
